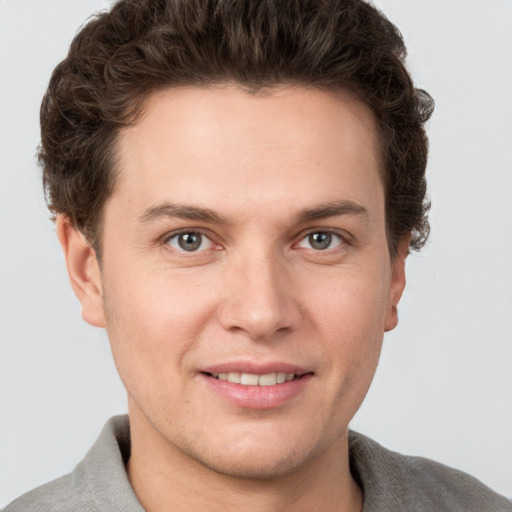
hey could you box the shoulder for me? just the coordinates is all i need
[3,472,93,512]
[349,431,512,512]
[4,416,143,512]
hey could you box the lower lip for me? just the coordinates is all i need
[201,373,312,409]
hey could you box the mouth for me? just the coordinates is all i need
[199,363,313,408]
[200,367,313,409]
[204,371,302,386]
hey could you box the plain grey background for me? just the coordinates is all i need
[1,0,511,506]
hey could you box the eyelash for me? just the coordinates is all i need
[163,229,217,253]
[295,229,347,251]
[162,228,348,254]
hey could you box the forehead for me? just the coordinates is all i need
[111,85,382,222]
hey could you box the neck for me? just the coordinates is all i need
[126,411,363,512]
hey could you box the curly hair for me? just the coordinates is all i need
[40,0,433,257]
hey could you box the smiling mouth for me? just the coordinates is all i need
[205,372,302,386]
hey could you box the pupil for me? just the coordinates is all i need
[178,233,201,251]
[309,232,331,250]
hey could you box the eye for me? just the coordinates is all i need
[167,231,214,252]
[297,231,343,251]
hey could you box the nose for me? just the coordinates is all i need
[216,250,302,340]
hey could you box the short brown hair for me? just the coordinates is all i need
[40,0,433,257]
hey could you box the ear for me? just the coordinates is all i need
[56,215,106,328]
[384,239,409,332]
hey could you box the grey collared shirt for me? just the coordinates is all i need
[5,415,512,511]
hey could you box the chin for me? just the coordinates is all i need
[192,444,317,481]
[174,423,335,481]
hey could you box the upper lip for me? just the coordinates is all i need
[200,361,311,376]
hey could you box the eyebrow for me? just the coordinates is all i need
[138,203,228,224]
[296,200,368,223]
[138,199,368,225]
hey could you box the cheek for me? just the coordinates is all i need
[101,268,215,380]
[306,265,390,335]
[305,268,390,381]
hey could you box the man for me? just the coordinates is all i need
[5,0,511,510]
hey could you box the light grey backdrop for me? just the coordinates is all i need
[1,0,511,506]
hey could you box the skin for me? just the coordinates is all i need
[58,85,408,512]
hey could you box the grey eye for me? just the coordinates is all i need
[297,231,343,251]
[308,232,332,250]
[168,232,212,252]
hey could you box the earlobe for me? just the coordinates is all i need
[384,240,408,332]
[56,215,106,328]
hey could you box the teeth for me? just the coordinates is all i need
[213,372,297,386]
[227,372,241,383]
[258,373,277,386]
[240,373,259,385]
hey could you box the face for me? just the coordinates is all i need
[69,85,406,479]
